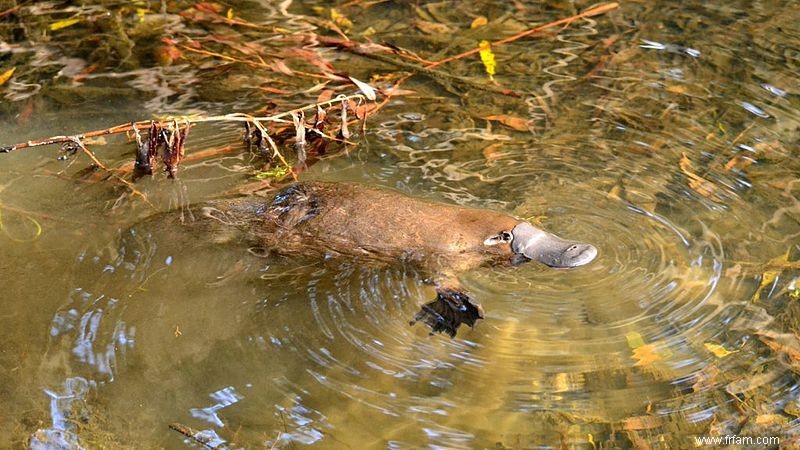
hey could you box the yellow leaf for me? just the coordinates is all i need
[704,342,737,358]
[49,18,81,31]
[136,8,147,22]
[632,344,660,367]
[470,16,488,28]
[625,331,645,348]
[0,67,15,86]
[330,8,352,29]
[478,40,495,80]
[752,270,779,302]
[226,8,234,19]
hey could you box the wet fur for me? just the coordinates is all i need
[159,182,525,336]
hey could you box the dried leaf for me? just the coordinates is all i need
[622,415,662,431]
[155,45,183,66]
[678,153,717,198]
[757,331,800,362]
[283,48,334,74]
[415,19,453,34]
[726,369,782,395]
[755,414,788,427]
[49,18,81,31]
[724,155,755,172]
[270,60,294,76]
[664,84,687,95]
[482,143,504,163]
[632,344,661,367]
[382,87,416,97]
[316,89,334,103]
[252,85,287,95]
[226,8,234,19]
[704,342,737,358]
[348,76,377,100]
[478,40,496,80]
[0,67,15,86]
[292,112,306,163]
[470,16,488,28]
[194,2,223,14]
[483,114,529,131]
[607,184,623,201]
[338,99,350,140]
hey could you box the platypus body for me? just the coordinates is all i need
[175,182,597,336]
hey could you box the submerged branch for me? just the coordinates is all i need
[425,2,620,69]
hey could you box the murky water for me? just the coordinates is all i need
[1,0,799,448]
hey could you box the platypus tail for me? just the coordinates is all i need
[410,289,484,337]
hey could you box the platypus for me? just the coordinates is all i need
[179,182,597,336]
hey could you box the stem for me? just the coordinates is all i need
[424,2,619,69]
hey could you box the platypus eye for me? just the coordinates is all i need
[483,231,513,246]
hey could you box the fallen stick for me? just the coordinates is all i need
[317,36,520,97]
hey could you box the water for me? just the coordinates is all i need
[1,0,799,448]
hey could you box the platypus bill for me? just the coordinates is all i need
[192,182,598,336]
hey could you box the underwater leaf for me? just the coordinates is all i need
[752,270,779,302]
[678,153,717,198]
[625,331,646,349]
[348,76,377,101]
[482,142,505,164]
[255,166,290,179]
[415,19,453,34]
[704,342,737,358]
[155,44,183,66]
[632,344,661,367]
[470,16,488,28]
[478,40,496,80]
[49,18,81,31]
[757,331,800,362]
[330,8,352,29]
[270,60,294,76]
[0,67,15,86]
[194,2,223,14]
[622,415,662,430]
[483,114,529,131]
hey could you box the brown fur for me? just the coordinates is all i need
[164,182,527,336]
[206,182,519,274]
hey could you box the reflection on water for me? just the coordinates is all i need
[1,0,800,448]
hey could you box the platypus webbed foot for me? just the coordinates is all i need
[410,288,484,337]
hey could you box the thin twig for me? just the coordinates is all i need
[69,137,153,206]
[168,423,224,449]
[425,2,619,69]
[316,37,519,97]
